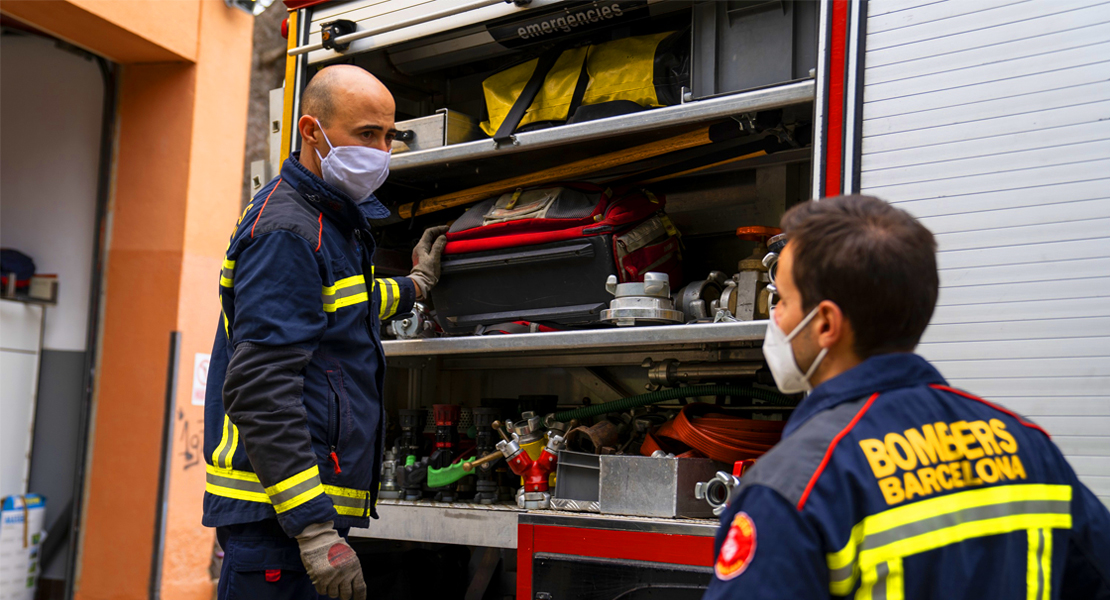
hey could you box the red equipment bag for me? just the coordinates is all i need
[444,184,682,283]
[431,184,682,334]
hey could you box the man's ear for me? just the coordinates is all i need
[298,115,320,146]
[815,300,846,350]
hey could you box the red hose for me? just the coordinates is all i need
[640,403,785,463]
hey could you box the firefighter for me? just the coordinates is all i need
[202,65,447,600]
[705,195,1110,599]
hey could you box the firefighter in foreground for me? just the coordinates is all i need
[202,65,447,600]
[705,195,1110,599]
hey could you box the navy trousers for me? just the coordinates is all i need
[216,520,350,600]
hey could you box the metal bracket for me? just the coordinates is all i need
[320,19,357,52]
[568,367,633,403]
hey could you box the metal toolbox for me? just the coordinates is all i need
[554,452,720,518]
[599,454,719,519]
[391,109,481,153]
[552,451,601,512]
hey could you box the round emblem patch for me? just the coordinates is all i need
[715,511,757,581]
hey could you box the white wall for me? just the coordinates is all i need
[0,33,104,352]
[859,0,1110,504]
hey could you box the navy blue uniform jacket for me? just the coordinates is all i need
[705,353,1110,600]
[202,154,415,537]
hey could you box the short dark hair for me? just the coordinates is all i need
[301,68,337,125]
[780,195,938,358]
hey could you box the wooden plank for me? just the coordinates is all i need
[397,125,718,219]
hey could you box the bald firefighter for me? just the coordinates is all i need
[203,66,447,600]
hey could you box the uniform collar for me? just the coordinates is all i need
[280,152,392,222]
[783,353,947,437]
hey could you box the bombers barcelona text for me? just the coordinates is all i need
[858,419,1026,505]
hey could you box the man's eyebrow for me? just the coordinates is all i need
[355,124,399,134]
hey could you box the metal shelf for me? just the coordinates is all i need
[382,320,768,358]
[348,500,720,548]
[350,499,522,548]
[390,80,815,173]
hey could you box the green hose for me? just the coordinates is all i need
[553,385,795,422]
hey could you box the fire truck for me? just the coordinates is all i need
[263,1,1110,598]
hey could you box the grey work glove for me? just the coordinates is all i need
[296,521,366,600]
[409,225,449,299]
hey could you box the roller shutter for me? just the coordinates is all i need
[858,0,1110,505]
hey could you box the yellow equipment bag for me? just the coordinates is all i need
[480,31,689,141]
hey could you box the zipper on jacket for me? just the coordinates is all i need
[327,383,342,474]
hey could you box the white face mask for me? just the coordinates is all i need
[313,119,390,202]
[763,305,828,394]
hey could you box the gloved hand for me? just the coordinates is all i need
[296,521,366,600]
[409,225,449,299]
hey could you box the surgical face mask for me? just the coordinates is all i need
[314,119,390,202]
[763,305,828,394]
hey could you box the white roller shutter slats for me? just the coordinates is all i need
[859,0,1110,506]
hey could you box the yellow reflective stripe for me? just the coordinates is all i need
[1041,527,1052,600]
[323,275,369,313]
[322,275,366,295]
[863,513,1070,573]
[264,466,325,514]
[272,484,325,514]
[375,278,401,319]
[828,522,863,595]
[1027,528,1052,600]
[332,291,369,311]
[221,258,236,287]
[229,422,239,468]
[325,485,371,517]
[388,278,400,317]
[829,485,1072,597]
[207,465,262,483]
[865,484,1070,535]
[206,464,270,503]
[886,558,904,600]
[205,464,370,515]
[212,415,232,468]
[265,465,320,495]
[323,485,370,499]
[855,557,903,600]
[1027,529,1039,600]
[205,482,270,504]
[222,309,230,338]
[376,279,389,319]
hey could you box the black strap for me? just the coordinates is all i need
[493,47,565,145]
[566,51,591,122]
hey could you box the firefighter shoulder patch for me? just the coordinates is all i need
[715,511,757,581]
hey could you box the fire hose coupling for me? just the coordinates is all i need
[694,459,756,516]
[694,472,740,516]
[545,433,565,453]
[495,434,522,461]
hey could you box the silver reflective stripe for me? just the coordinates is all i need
[217,417,235,469]
[270,474,323,506]
[330,494,367,510]
[874,562,889,600]
[861,500,1070,551]
[221,266,234,284]
[322,282,368,307]
[829,562,853,583]
[207,471,265,494]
